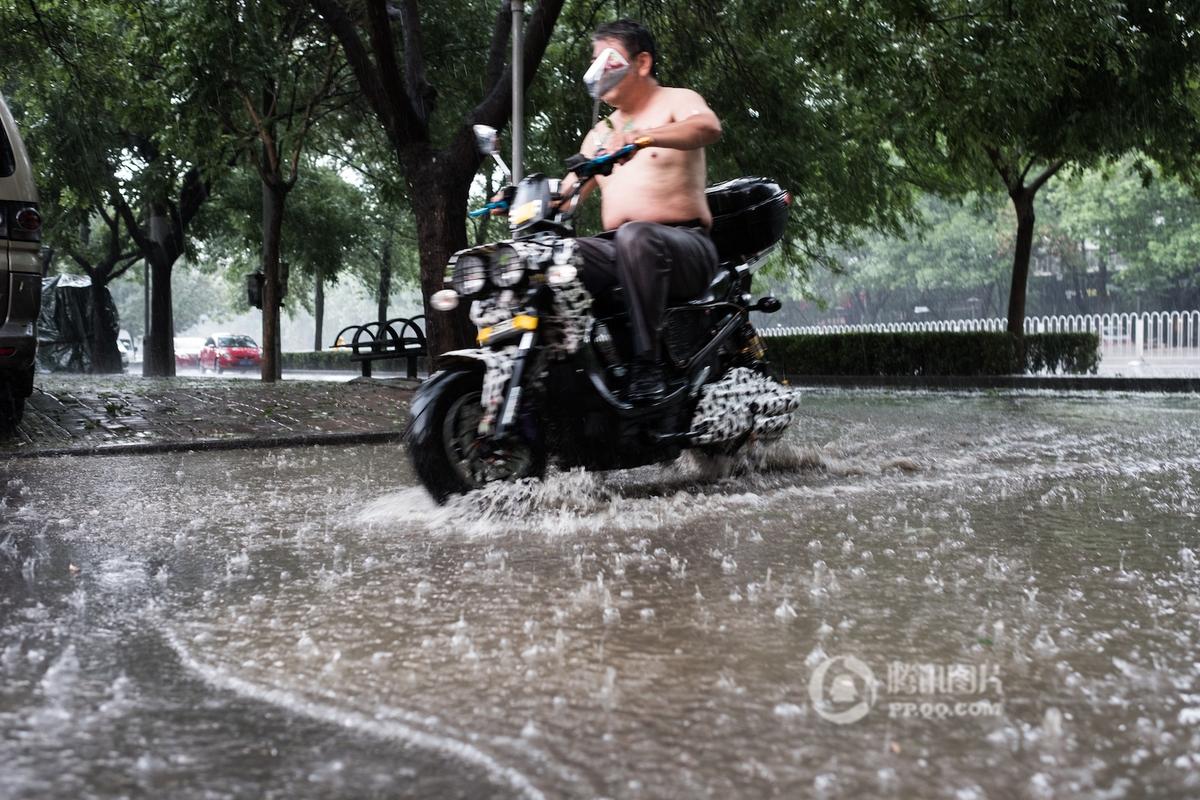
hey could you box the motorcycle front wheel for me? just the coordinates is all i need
[406,366,546,503]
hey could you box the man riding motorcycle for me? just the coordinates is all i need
[408,18,796,502]
[503,19,723,403]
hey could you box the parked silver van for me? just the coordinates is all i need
[0,93,41,432]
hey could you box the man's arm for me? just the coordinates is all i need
[492,122,602,215]
[622,88,721,150]
[557,122,608,210]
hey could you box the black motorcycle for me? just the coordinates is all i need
[406,129,798,502]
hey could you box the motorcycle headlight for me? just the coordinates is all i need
[452,253,488,296]
[490,244,526,288]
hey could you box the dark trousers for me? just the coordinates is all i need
[575,221,719,360]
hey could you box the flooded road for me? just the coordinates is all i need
[3,390,1199,799]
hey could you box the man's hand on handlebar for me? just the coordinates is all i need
[473,184,515,218]
[565,135,654,179]
[615,130,654,151]
[487,191,508,216]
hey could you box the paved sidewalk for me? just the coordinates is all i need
[2,374,415,458]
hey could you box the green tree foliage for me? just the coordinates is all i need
[202,160,368,311]
[1047,158,1200,309]
[805,156,1200,323]
[1,0,230,376]
[308,0,570,354]
[167,0,355,378]
[808,0,1200,331]
[7,0,1200,364]
[806,194,1009,323]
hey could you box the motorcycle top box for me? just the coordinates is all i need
[706,178,791,266]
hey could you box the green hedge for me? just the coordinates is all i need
[281,349,354,370]
[765,331,1099,376]
[1023,333,1101,375]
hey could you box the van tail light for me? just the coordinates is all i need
[15,206,41,233]
[3,202,41,242]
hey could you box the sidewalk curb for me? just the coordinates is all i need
[784,374,1200,392]
[2,429,405,460]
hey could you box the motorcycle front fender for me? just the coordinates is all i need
[437,347,494,369]
[436,344,529,437]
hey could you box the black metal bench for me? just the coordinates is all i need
[331,315,427,379]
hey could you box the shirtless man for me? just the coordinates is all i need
[565,19,722,402]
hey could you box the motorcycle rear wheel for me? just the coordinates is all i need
[407,367,546,503]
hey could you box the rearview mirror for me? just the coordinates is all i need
[473,124,512,179]
[473,125,499,156]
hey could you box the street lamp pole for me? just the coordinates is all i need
[511,0,525,184]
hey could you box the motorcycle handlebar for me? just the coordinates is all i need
[467,136,652,217]
[568,135,653,179]
[468,199,508,218]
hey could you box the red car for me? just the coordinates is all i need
[199,333,262,374]
[174,336,206,369]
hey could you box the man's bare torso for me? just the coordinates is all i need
[585,87,712,231]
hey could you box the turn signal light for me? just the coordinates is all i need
[431,289,460,311]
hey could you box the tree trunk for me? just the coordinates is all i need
[261,179,287,382]
[1006,191,1036,335]
[407,155,475,356]
[142,204,176,376]
[142,258,175,375]
[1097,254,1109,313]
[314,273,325,352]
[1076,240,1088,313]
[377,237,392,326]
[142,261,149,356]
[88,278,123,373]
[983,282,996,318]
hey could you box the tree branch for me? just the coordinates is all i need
[1028,158,1066,194]
[309,0,392,133]
[984,144,1017,193]
[97,204,117,234]
[177,167,210,232]
[109,254,141,283]
[482,0,511,93]
[365,0,426,143]
[1018,156,1036,185]
[241,90,281,176]
[472,0,567,129]
[25,0,82,78]
[398,0,436,123]
[111,189,153,256]
[287,40,341,187]
[66,248,95,276]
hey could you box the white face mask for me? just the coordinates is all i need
[583,47,630,100]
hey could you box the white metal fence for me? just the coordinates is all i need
[759,310,1200,364]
